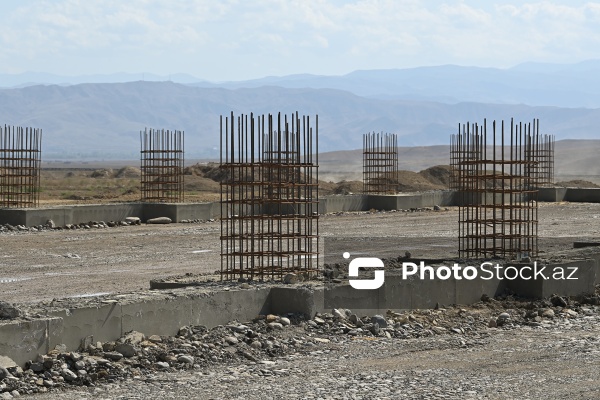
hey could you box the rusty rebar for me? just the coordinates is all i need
[219,112,319,281]
[140,128,184,203]
[452,119,551,260]
[363,132,398,194]
[0,125,42,208]
[450,120,554,189]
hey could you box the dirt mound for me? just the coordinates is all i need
[555,180,600,188]
[419,165,451,187]
[184,163,229,182]
[90,168,113,178]
[185,175,220,192]
[333,181,362,195]
[396,170,445,192]
[116,166,141,178]
[182,163,452,194]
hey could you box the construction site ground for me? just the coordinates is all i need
[1,201,599,304]
[0,200,599,399]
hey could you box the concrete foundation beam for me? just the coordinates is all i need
[538,187,567,202]
[318,196,369,214]
[0,318,61,366]
[1,256,598,368]
[564,188,600,203]
[506,260,598,298]
[48,302,123,351]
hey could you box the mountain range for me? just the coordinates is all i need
[0,61,599,159]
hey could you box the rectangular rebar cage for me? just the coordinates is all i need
[220,112,319,281]
[530,120,555,186]
[140,128,184,203]
[0,125,42,208]
[450,120,555,189]
[363,132,398,194]
[452,119,552,260]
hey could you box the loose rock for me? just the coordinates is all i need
[146,217,172,224]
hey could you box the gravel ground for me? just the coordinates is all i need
[1,201,600,399]
[1,202,599,303]
[19,303,600,400]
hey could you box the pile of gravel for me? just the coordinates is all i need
[1,291,599,398]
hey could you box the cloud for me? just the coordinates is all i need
[0,0,599,79]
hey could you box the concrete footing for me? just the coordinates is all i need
[0,192,457,226]
[538,187,600,202]
[2,257,598,367]
[2,187,600,226]
[0,202,220,227]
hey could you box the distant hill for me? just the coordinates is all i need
[0,72,203,88]
[318,140,600,182]
[191,60,600,108]
[1,81,600,159]
[3,60,600,108]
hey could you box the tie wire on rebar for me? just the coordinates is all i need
[140,128,184,203]
[362,132,398,194]
[450,120,554,189]
[219,112,319,281]
[0,125,42,208]
[451,119,554,259]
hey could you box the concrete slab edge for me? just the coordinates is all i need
[2,257,598,367]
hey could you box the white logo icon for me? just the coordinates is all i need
[345,252,385,290]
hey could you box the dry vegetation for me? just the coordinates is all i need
[37,163,456,204]
[37,157,600,205]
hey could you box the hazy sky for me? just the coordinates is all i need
[1,0,599,81]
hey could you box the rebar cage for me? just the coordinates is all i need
[452,119,552,260]
[363,132,398,194]
[140,128,184,203]
[0,125,42,208]
[450,120,554,189]
[219,112,319,281]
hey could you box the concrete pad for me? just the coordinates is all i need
[0,318,52,366]
[72,204,142,224]
[539,260,597,298]
[5,188,600,227]
[142,204,178,222]
[196,288,271,327]
[538,187,567,202]
[455,275,504,305]
[49,303,122,350]
[171,203,219,221]
[384,276,417,310]
[428,190,457,207]
[121,296,196,337]
[507,260,597,298]
[565,188,600,203]
[323,284,385,315]
[0,207,74,227]
[271,286,321,317]
[47,317,66,353]
[409,276,455,309]
[318,196,368,214]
